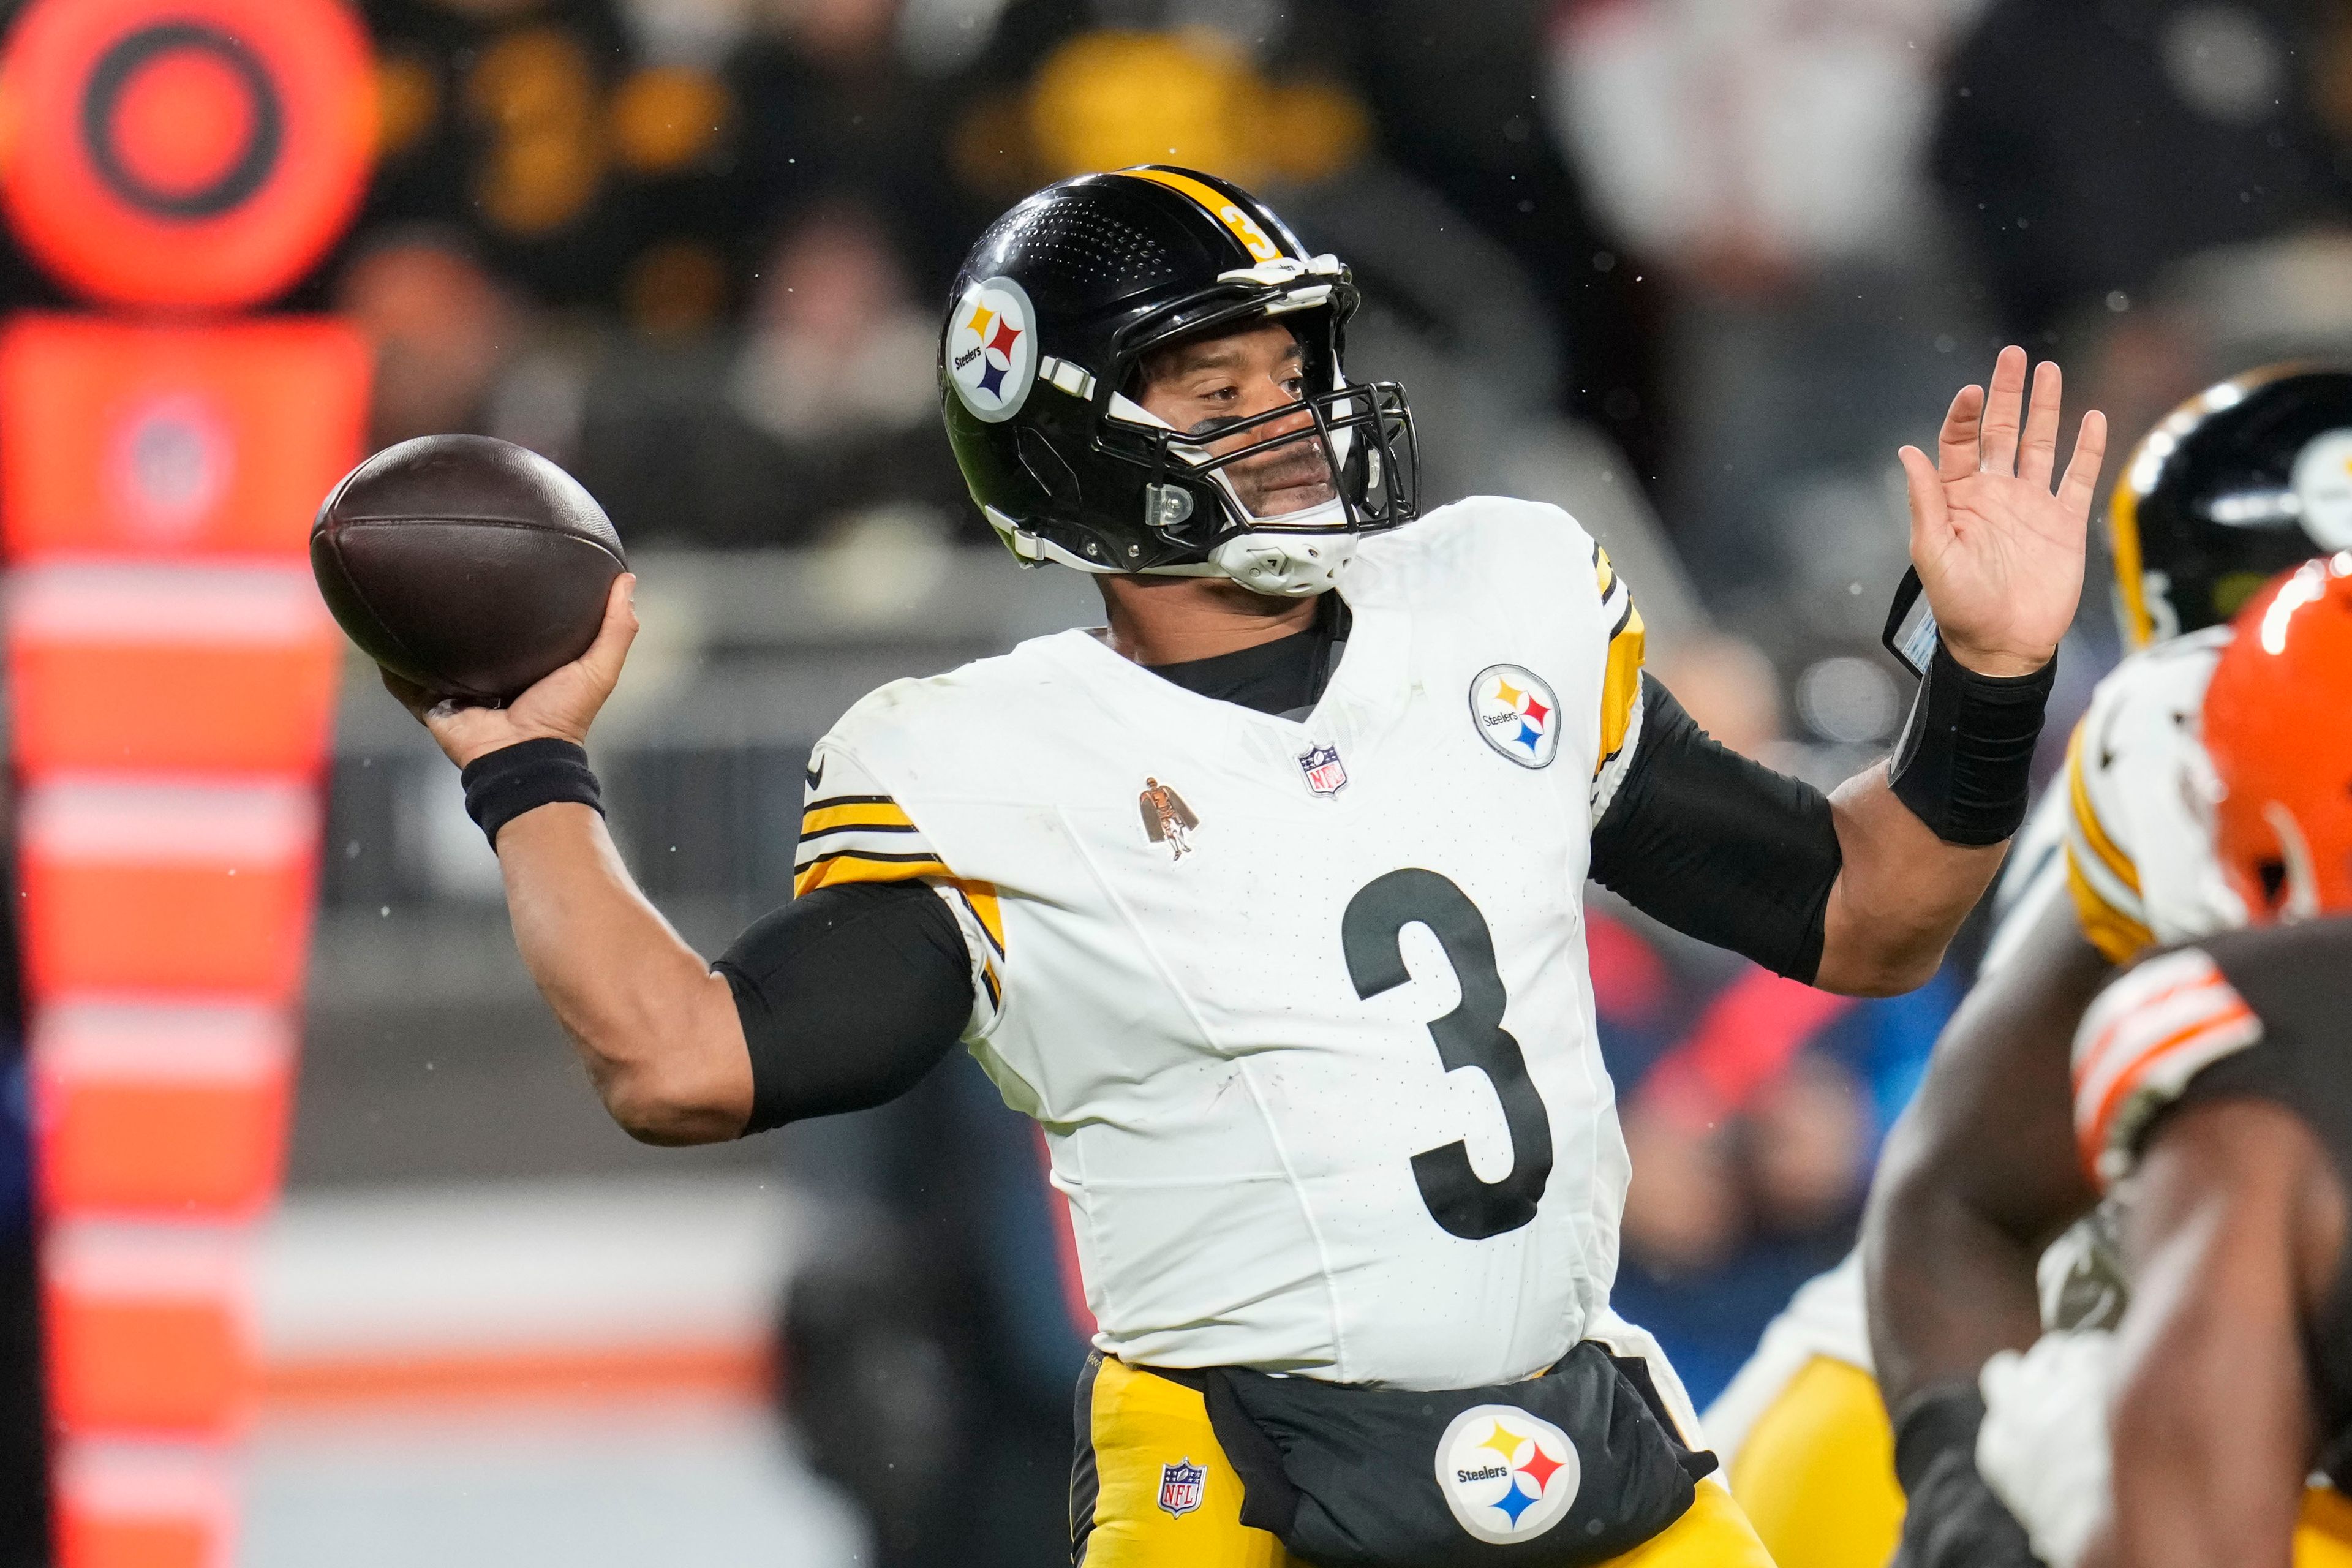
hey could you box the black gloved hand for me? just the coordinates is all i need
[1891,1383,2046,1568]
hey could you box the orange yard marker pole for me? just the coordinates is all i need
[0,1,373,1559]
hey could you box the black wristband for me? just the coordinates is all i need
[1889,641,2055,846]
[461,737,603,848]
[1891,1382,1988,1494]
[1889,1382,2039,1568]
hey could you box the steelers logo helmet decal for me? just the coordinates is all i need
[2290,428,2352,551]
[1469,665,1561,769]
[946,274,1039,424]
[1433,1403,1580,1543]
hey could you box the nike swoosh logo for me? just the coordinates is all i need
[805,756,825,791]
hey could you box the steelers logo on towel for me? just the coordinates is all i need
[1434,1403,1580,1544]
[1469,665,1561,769]
[945,275,1038,424]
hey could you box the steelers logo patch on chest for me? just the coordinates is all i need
[1469,664,1560,769]
[946,274,1038,424]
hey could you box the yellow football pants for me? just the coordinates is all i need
[1071,1354,1777,1567]
[1727,1356,1904,1568]
[1725,1353,2352,1568]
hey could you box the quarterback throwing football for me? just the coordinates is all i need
[395,170,2104,1566]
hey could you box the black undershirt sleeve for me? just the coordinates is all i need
[1589,674,1842,984]
[717,880,975,1136]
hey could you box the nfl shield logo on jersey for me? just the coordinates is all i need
[1298,742,1348,797]
[1158,1458,1206,1518]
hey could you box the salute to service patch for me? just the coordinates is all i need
[1137,777,1199,859]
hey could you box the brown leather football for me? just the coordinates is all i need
[311,434,626,703]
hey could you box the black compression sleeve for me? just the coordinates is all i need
[1589,676,1842,984]
[715,880,975,1135]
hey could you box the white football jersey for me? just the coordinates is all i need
[2060,625,2242,959]
[794,496,1650,1392]
[1705,630,2241,1459]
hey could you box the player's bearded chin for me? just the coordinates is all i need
[1229,433,1340,516]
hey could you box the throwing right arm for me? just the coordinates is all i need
[392,575,974,1145]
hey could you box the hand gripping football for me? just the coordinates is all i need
[311,434,627,704]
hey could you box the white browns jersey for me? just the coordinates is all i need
[794,496,1649,1391]
[1705,630,2244,1456]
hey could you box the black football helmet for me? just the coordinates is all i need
[937,165,1417,596]
[2111,365,2352,646]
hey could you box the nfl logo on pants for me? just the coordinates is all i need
[1158,1458,1206,1518]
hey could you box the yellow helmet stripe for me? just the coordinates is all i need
[2108,362,2307,651]
[1114,168,1290,263]
[2108,465,2152,650]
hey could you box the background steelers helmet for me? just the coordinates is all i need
[938,165,1417,597]
[2109,364,2352,647]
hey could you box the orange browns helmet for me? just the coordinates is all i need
[2203,552,2352,922]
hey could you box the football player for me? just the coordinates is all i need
[1967,556,2352,1568]
[1703,366,2352,1568]
[388,168,2103,1565]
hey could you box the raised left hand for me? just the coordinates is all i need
[1899,346,2108,677]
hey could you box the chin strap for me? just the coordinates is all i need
[1209,531,1355,597]
[984,501,1358,595]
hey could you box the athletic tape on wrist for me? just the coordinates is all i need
[1888,641,2054,846]
[460,737,603,848]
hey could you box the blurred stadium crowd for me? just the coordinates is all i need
[10,0,2352,1561]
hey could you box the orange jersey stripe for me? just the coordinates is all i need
[2076,996,2258,1177]
[2075,968,2234,1096]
